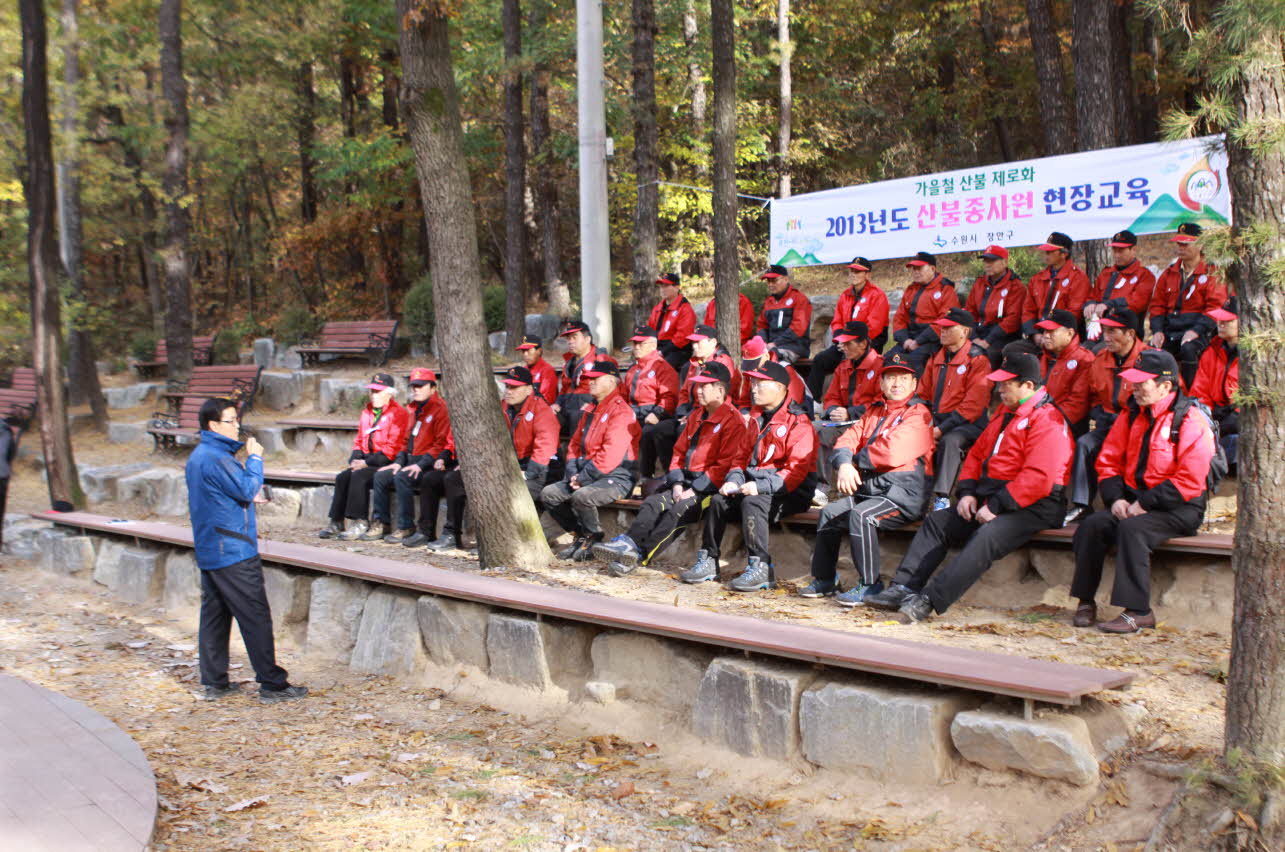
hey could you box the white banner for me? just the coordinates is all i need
[769,135,1231,267]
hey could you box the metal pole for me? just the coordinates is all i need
[575,0,612,351]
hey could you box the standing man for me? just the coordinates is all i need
[187,398,306,703]
[1069,350,1215,633]
[703,291,756,345]
[1035,309,1095,435]
[622,325,680,478]
[317,374,408,541]
[1150,223,1228,387]
[515,335,558,405]
[918,309,992,511]
[1190,303,1240,471]
[649,272,699,372]
[1083,231,1156,346]
[553,320,608,434]
[1023,232,1090,325]
[888,251,959,372]
[755,264,813,364]
[815,321,882,484]
[807,257,890,400]
[501,365,561,508]
[964,245,1025,369]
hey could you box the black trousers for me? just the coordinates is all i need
[811,495,910,586]
[806,344,845,401]
[1070,504,1203,612]
[421,468,467,538]
[1069,422,1111,507]
[199,555,288,690]
[625,491,705,564]
[1161,333,1210,388]
[329,466,379,522]
[640,418,683,481]
[542,477,631,535]
[659,341,692,374]
[703,486,813,561]
[933,421,985,497]
[0,475,8,550]
[893,495,1064,614]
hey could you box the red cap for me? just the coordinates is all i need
[979,244,1009,260]
[408,367,437,386]
[1207,307,1237,322]
[1034,319,1062,331]
[741,337,767,359]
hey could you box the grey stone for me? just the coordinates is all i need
[417,596,491,670]
[253,338,275,368]
[108,421,149,445]
[525,313,562,346]
[93,539,126,579]
[264,566,312,625]
[951,707,1099,786]
[800,678,980,782]
[1030,547,1077,589]
[117,468,189,516]
[487,331,507,354]
[350,590,429,676]
[79,462,153,503]
[590,633,713,711]
[4,522,49,560]
[45,535,98,577]
[1075,697,1143,758]
[290,429,322,455]
[103,383,163,410]
[306,575,373,662]
[162,551,201,612]
[808,295,838,355]
[316,431,349,456]
[255,486,302,521]
[258,370,320,412]
[692,657,816,760]
[585,681,617,704]
[248,426,287,455]
[299,485,335,526]
[319,378,370,414]
[485,614,594,691]
[94,547,167,604]
[274,346,304,370]
[33,528,70,570]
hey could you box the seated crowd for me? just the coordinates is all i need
[311,225,1232,635]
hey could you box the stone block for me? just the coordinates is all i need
[1075,697,1142,758]
[417,596,491,670]
[103,383,162,410]
[108,421,149,445]
[317,432,349,455]
[525,313,562,346]
[264,566,312,625]
[590,633,713,711]
[1030,546,1077,589]
[1155,556,1235,633]
[275,346,303,370]
[951,707,1099,786]
[248,426,287,455]
[117,468,189,516]
[485,614,594,691]
[79,462,152,503]
[290,429,322,455]
[808,295,838,356]
[299,485,335,526]
[319,378,370,414]
[800,678,979,783]
[350,589,429,676]
[45,535,98,577]
[252,338,275,368]
[958,550,1042,608]
[256,486,302,521]
[162,551,201,612]
[306,575,373,662]
[2,520,50,560]
[487,331,508,354]
[94,547,167,604]
[692,657,816,761]
[94,539,126,578]
[258,371,319,412]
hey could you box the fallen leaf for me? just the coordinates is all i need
[610,780,634,799]
[223,796,268,813]
[175,770,228,794]
[395,752,423,762]
[340,771,373,787]
[1236,810,1259,831]
[352,713,375,721]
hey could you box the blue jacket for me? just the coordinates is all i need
[185,430,263,570]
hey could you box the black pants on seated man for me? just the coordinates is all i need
[329,466,379,524]
[1068,421,1111,508]
[199,555,288,691]
[621,491,706,564]
[1069,503,1203,612]
[542,478,631,539]
[892,493,1064,614]
[703,488,812,563]
[811,495,912,587]
[638,419,682,482]
[932,421,985,498]
[421,468,466,543]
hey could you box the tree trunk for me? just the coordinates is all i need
[776,0,791,198]
[399,0,550,571]
[978,0,1015,162]
[58,0,106,429]
[1025,0,1075,155]
[710,0,739,361]
[1109,0,1135,145]
[631,0,659,323]
[1136,16,1159,142]
[502,0,528,351]
[296,61,318,223]
[1072,0,1117,279]
[1225,34,1285,765]
[159,0,193,382]
[380,48,400,131]
[684,0,712,279]
[21,0,82,509]
[527,0,569,317]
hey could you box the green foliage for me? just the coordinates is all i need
[275,305,324,348]
[741,278,770,316]
[482,284,507,333]
[129,331,159,362]
[961,247,1046,284]
[403,275,435,348]
[212,328,241,365]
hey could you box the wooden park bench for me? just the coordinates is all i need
[296,320,398,367]
[146,391,255,452]
[160,365,262,414]
[0,368,39,428]
[134,335,215,378]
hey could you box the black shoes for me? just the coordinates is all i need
[556,532,602,562]
[426,534,460,552]
[402,532,430,548]
[864,583,916,611]
[259,685,309,704]
[895,593,934,624]
[317,522,343,539]
[203,684,241,700]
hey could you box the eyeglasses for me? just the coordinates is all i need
[219,418,240,424]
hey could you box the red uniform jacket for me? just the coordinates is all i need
[1097,391,1216,511]
[725,401,817,495]
[1040,336,1095,427]
[648,294,698,348]
[832,283,891,345]
[1023,262,1091,323]
[822,347,883,419]
[1087,337,1148,426]
[350,399,410,464]
[1190,338,1239,412]
[504,391,559,475]
[833,396,935,475]
[527,357,559,405]
[1150,259,1226,339]
[704,293,755,344]
[756,284,813,358]
[893,274,959,345]
[964,270,1026,345]
[958,388,1072,513]
[735,356,806,411]
[398,394,453,465]
[1090,260,1156,317]
[567,389,642,484]
[622,351,680,420]
[559,347,608,397]
[664,399,750,495]
[678,351,741,415]
[918,344,992,433]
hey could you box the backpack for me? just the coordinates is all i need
[1167,395,1229,494]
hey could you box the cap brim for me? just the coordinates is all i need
[501,379,528,387]
[582,370,614,378]
[1108,241,1134,248]
[559,328,584,336]
[366,383,392,391]
[1118,368,1159,383]
[979,254,1002,261]
[515,343,539,349]
[931,319,960,327]
[1207,309,1237,321]
[760,272,783,279]
[689,375,720,384]
[881,365,917,375]
[985,369,1018,382]
[1169,235,1198,243]
[905,260,929,268]
[629,335,654,342]
[1034,320,1065,331]
[739,359,759,371]
[833,334,861,343]
[408,380,430,387]
[1098,318,1128,328]
[744,370,777,382]
[845,263,869,272]
[686,333,712,342]
[1037,243,1063,251]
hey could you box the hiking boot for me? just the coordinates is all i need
[729,557,773,593]
[1072,601,1098,628]
[338,520,368,541]
[895,593,934,624]
[864,582,916,611]
[835,579,885,607]
[556,536,586,560]
[359,522,391,541]
[931,496,951,512]
[606,560,635,578]
[259,685,309,704]
[1097,610,1156,634]
[572,532,604,562]
[401,532,430,548]
[797,578,837,598]
[680,550,718,584]
[426,534,460,552]
[317,522,343,539]
[203,684,241,700]
[1063,505,1089,527]
[383,527,416,544]
[591,534,641,567]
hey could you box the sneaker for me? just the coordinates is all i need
[259,685,309,704]
[864,582,915,611]
[835,579,885,607]
[797,578,837,598]
[426,534,460,552]
[317,522,343,539]
[556,536,586,560]
[358,522,390,541]
[383,527,415,544]
[680,550,718,584]
[1097,610,1156,634]
[1063,505,1088,527]
[811,488,829,509]
[401,532,430,548]
[572,532,604,562]
[591,534,641,567]
[203,684,241,700]
[895,593,933,624]
[729,556,773,592]
[606,560,635,578]
[338,520,368,541]
[931,496,951,512]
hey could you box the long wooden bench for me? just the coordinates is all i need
[160,364,261,414]
[133,335,215,378]
[146,391,255,452]
[35,510,1137,706]
[0,368,38,427]
[296,320,398,367]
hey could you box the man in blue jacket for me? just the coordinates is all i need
[186,398,307,703]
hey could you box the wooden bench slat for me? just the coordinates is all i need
[276,418,359,430]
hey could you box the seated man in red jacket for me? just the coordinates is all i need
[1035,309,1094,435]
[887,251,959,373]
[515,335,558,405]
[1023,232,1091,326]
[806,257,890,400]
[369,367,453,548]
[755,264,813,364]
[649,272,698,372]
[1190,303,1239,470]
[1083,230,1156,349]
[800,351,935,604]
[703,292,755,345]
[500,365,560,509]
[688,361,817,591]
[867,352,1072,623]
[965,245,1025,369]
[592,362,749,577]
[814,320,882,484]
[1070,349,1215,633]
[553,320,609,434]
[736,336,806,412]
[318,373,409,541]
[623,325,680,478]
[541,359,642,561]
[1150,222,1228,388]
